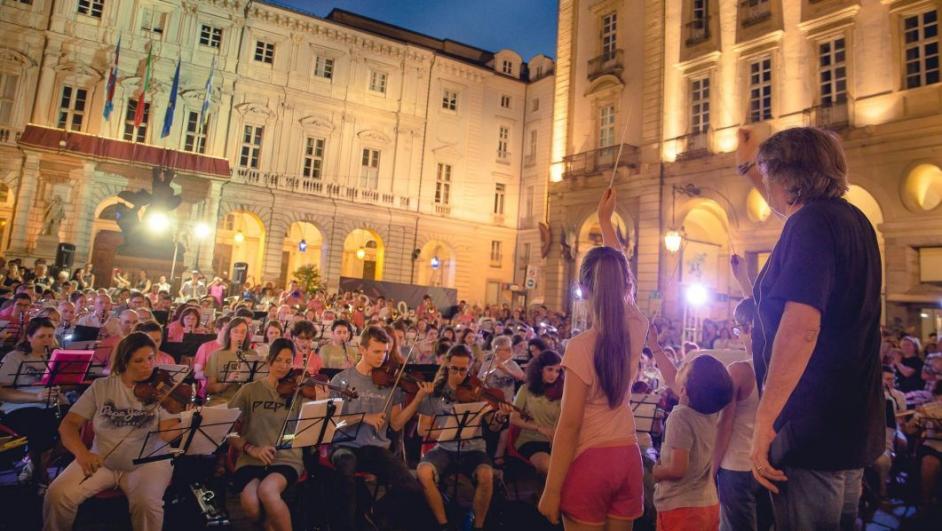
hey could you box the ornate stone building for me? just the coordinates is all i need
[0,0,555,305]
[544,0,942,340]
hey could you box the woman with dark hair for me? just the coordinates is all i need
[204,317,257,406]
[253,320,284,360]
[165,306,205,343]
[133,321,176,365]
[0,317,62,486]
[511,350,562,475]
[539,188,648,529]
[229,338,300,531]
[44,332,181,531]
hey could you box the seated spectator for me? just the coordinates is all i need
[894,336,925,393]
[904,380,942,515]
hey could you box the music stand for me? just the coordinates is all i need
[72,325,100,342]
[152,310,169,325]
[133,406,241,465]
[220,356,269,385]
[423,401,489,500]
[276,398,365,450]
[10,352,91,411]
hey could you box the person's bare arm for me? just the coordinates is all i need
[597,188,620,249]
[653,447,689,481]
[736,128,766,202]
[713,361,755,476]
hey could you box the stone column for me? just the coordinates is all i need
[6,152,40,256]
[66,161,97,263]
[197,180,222,274]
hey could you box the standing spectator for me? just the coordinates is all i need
[179,270,207,301]
[893,337,925,393]
[738,126,883,529]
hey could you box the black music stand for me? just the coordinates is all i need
[72,325,101,342]
[276,398,365,450]
[220,356,269,385]
[11,355,89,412]
[423,402,489,500]
[133,408,239,465]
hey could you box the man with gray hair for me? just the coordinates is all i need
[737,126,882,530]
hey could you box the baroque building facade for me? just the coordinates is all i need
[544,0,942,339]
[0,0,556,305]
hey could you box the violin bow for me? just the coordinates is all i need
[380,342,418,418]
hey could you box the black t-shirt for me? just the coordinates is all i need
[896,356,924,393]
[752,198,883,470]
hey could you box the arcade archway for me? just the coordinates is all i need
[341,229,384,281]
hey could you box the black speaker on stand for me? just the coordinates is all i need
[54,243,76,277]
[231,262,248,294]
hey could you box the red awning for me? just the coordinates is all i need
[17,124,230,178]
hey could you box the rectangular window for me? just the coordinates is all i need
[369,70,387,94]
[531,97,540,112]
[501,60,513,74]
[435,163,451,205]
[529,129,538,156]
[500,95,511,109]
[690,77,710,133]
[302,137,325,179]
[493,183,506,215]
[140,7,166,35]
[442,89,457,111]
[490,240,503,266]
[57,85,87,131]
[497,126,510,160]
[904,10,940,89]
[692,0,707,26]
[240,124,263,169]
[748,57,772,122]
[199,24,222,49]
[123,100,149,143]
[314,56,334,80]
[525,185,535,218]
[599,104,616,147]
[602,12,617,58]
[183,111,207,154]
[254,41,275,64]
[0,73,19,126]
[360,148,380,189]
[819,37,847,106]
[77,0,104,18]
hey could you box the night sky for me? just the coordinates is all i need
[275,0,559,60]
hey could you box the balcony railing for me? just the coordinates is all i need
[740,0,772,27]
[497,150,511,163]
[0,127,20,145]
[685,18,709,46]
[587,49,624,81]
[231,168,414,211]
[561,144,640,180]
[435,203,451,216]
[677,131,710,160]
[812,101,850,130]
[492,213,505,225]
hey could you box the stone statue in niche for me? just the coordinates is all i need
[41,195,66,237]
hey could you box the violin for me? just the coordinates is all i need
[449,375,532,421]
[134,368,193,414]
[371,359,427,396]
[276,368,358,401]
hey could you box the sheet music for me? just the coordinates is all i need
[433,401,489,443]
[221,353,269,383]
[172,406,241,455]
[289,399,345,448]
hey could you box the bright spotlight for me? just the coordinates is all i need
[355,247,366,260]
[145,211,170,234]
[573,285,583,300]
[234,231,245,244]
[430,256,441,269]
[685,283,709,307]
[194,222,211,240]
[298,239,308,253]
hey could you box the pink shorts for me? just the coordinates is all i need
[560,444,644,525]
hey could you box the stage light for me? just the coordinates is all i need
[193,222,211,240]
[234,231,245,244]
[685,283,709,307]
[299,239,308,253]
[355,247,366,260]
[145,210,170,234]
[664,229,683,254]
[573,285,583,300]
[430,256,440,269]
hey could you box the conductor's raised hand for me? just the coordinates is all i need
[597,187,616,223]
[736,127,760,169]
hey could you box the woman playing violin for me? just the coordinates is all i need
[328,326,435,531]
[416,344,512,531]
[44,332,182,531]
[204,317,258,406]
[511,350,563,475]
[0,317,63,486]
[228,338,303,531]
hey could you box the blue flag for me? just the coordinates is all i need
[103,37,121,121]
[161,59,180,138]
[199,56,216,125]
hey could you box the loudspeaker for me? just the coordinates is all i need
[55,243,76,270]
[232,262,248,284]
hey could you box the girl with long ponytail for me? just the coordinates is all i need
[539,188,650,530]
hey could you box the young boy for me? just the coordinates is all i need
[653,354,734,530]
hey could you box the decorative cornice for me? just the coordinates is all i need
[298,115,335,132]
[235,101,275,120]
[54,61,103,82]
[356,128,391,145]
[0,47,38,69]
[434,60,486,82]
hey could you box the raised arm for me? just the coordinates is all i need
[735,128,766,203]
[597,188,620,250]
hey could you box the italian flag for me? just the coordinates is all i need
[134,48,153,128]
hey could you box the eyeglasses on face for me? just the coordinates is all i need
[448,366,469,374]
